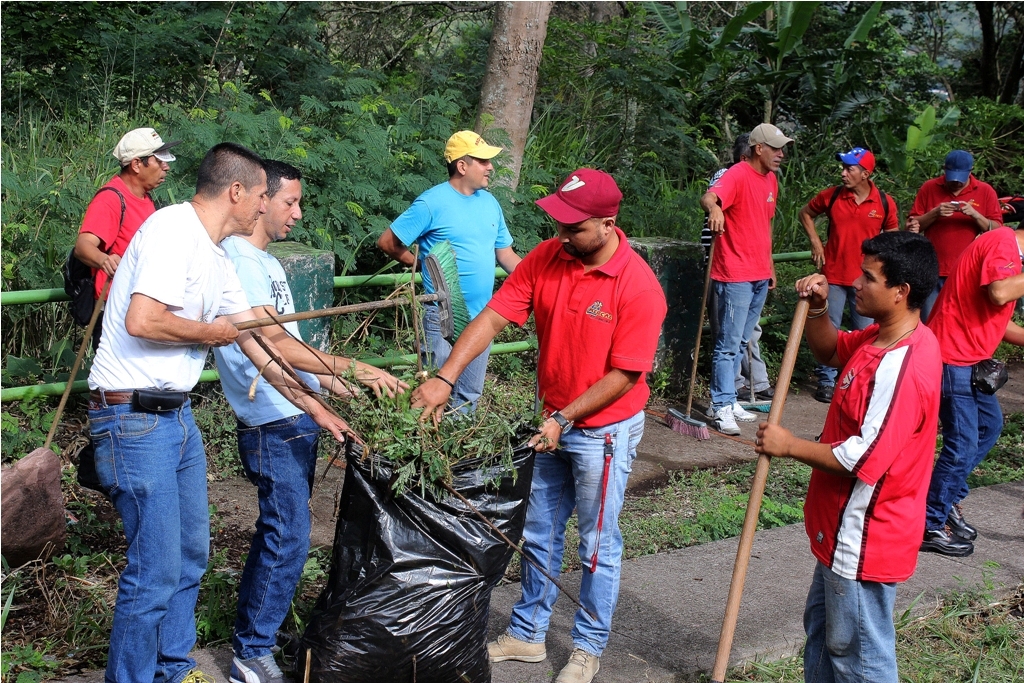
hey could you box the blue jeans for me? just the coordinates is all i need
[422,304,491,413]
[920,276,947,323]
[803,562,898,683]
[506,411,645,656]
[711,280,769,409]
[924,364,1003,530]
[709,287,770,393]
[233,414,320,659]
[815,285,873,388]
[89,400,209,683]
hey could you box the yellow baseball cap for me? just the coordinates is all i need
[444,130,503,163]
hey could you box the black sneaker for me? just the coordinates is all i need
[814,385,834,403]
[921,527,974,557]
[754,387,775,400]
[947,504,978,541]
[230,654,285,683]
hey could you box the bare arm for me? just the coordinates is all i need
[987,273,1024,307]
[959,201,999,232]
[527,368,640,452]
[755,423,852,476]
[410,307,510,422]
[125,293,239,346]
[1004,319,1024,346]
[496,246,522,274]
[377,227,415,267]
[798,204,825,268]
[701,192,725,234]
[794,274,841,367]
[251,306,407,397]
[74,232,120,276]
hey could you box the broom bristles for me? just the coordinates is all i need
[666,408,711,441]
[427,240,471,339]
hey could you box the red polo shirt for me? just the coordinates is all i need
[78,175,157,298]
[910,174,1002,277]
[806,183,899,286]
[487,228,667,428]
[927,227,1022,365]
[709,161,777,283]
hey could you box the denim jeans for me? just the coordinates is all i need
[422,304,491,413]
[803,561,898,683]
[815,285,873,388]
[506,411,645,656]
[89,400,208,683]
[710,280,769,409]
[920,276,947,323]
[709,289,771,393]
[924,363,1003,530]
[233,414,320,659]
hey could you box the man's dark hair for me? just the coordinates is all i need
[732,133,751,164]
[861,231,938,311]
[195,142,265,197]
[446,155,469,179]
[264,160,302,199]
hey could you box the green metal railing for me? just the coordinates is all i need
[0,252,813,401]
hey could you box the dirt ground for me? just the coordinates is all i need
[208,362,1024,548]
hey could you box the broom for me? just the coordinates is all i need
[666,240,714,440]
[736,341,772,413]
[425,240,470,342]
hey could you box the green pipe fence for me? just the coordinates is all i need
[1,251,812,402]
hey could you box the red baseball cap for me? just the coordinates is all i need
[536,168,622,224]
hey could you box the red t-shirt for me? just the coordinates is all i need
[805,324,941,582]
[911,175,1003,277]
[709,162,777,282]
[78,175,157,297]
[807,184,899,286]
[927,227,1022,365]
[487,228,667,428]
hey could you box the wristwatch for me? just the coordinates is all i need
[549,410,573,435]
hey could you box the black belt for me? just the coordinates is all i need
[89,389,188,412]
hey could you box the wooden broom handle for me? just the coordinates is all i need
[710,297,809,683]
[235,292,442,330]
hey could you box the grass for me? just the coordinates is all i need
[719,582,1024,682]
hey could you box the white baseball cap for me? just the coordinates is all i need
[112,127,182,165]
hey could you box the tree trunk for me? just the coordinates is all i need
[999,27,1024,104]
[476,1,553,191]
[976,1,999,99]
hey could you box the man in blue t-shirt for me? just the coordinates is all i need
[377,130,522,410]
[214,160,407,683]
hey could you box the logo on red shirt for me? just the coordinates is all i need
[767,192,775,203]
[840,368,855,390]
[868,209,880,219]
[586,301,613,322]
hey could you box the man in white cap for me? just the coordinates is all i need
[700,122,793,435]
[377,130,522,410]
[413,168,666,683]
[74,128,182,336]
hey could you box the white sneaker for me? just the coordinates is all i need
[713,406,741,436]
[731,402,758,422]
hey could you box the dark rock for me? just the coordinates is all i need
[1,447,66,567]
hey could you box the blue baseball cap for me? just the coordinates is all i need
[943,150,974,184]
[836,147,875,173]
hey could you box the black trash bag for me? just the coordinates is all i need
[301,440,536,683]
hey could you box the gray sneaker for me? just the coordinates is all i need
[230,654,285,683]
[555,648,600,683]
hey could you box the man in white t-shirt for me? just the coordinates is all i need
[213,160,407,683]
[88,143,354,683]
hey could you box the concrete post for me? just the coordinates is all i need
[629,237,705,383]
[266,241,334,352]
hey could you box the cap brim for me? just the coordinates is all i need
[154,151,176,162]
[155,140,183,153]
[536,193,592,224]
[469,143,503,160]
[836,152,857,165]
[944,170,970,183]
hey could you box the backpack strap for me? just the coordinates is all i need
[93,187,126,246]
[878,188,890,231]
[823,186,843,239]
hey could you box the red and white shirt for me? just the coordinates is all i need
[911,174,1002,277]
[928,227,1023,365]
[709,161,777,282]
[805,324,941,582]
[806,183,899,286]
[487,228,667,428]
